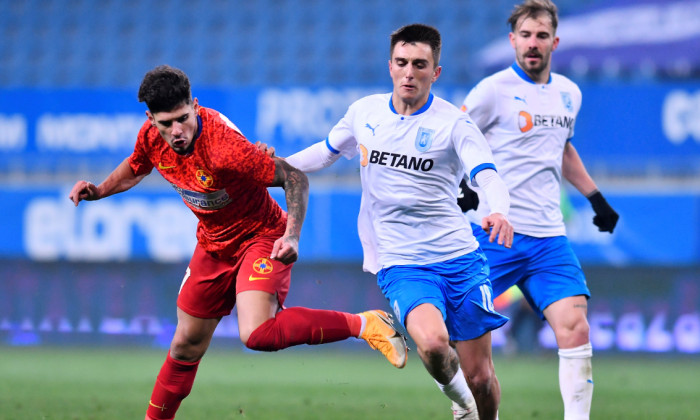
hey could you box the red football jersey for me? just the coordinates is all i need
[128,106,287,258]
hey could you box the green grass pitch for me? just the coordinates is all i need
[0,344,698,419]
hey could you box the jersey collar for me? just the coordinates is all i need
[183,114,203,155]
[511,62,552,84]
[194,114,203,140]
[388,92,434,116]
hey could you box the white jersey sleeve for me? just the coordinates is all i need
[327,102,362,159]
[473,168,510,216]
[451,114,497,183]
[285,139,342,172]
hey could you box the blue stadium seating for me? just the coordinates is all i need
[0,0,612,88]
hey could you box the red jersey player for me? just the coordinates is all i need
[68,65,407,420]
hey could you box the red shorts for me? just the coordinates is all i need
[177,234,293,319]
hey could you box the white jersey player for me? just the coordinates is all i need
[463,63,580,237]
[326,92,502,273]
[458,1,619,419]
[286,24,513,420]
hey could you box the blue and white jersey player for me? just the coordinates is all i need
[285,23,513,420]
[463,62,580,238]
[458,1,619,419]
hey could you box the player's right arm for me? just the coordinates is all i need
[267,158,309,264]
[69,158,147,206]
[285,139,343,172]
[286,101,359,172]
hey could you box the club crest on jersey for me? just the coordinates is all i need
[560,92,573,112]
[253,258,274,274]
[415,127,434,152]
[196,169,214,188]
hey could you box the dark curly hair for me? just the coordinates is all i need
[137,65,192,113]
[390,23,442,67]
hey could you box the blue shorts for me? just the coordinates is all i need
[377,250,509,341]
[472,223,590,320]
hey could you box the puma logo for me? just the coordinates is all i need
[365,123,379,136]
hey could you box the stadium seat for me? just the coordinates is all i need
[0,0,660,88]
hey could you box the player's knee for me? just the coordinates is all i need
[239,325,258,349]
[242,318,280,351]
[572,320,590,342]
[555,318,590,348]
[466,365,496,396]
[238,329,253,347]
[415,331,451,361]
[241,332,269,350]
[169,337,207,362]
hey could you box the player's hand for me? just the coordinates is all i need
[587,190,619,233]
[68,181,100,206]
[255,141,276,158]
[481,213,513,248]
[270,234,299,265]
[457,178,479,212]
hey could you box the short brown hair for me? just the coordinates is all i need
[390,23,442,67]
[508,0,559,33]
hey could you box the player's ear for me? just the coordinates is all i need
[146,110,155,126]
[432,65,442,82]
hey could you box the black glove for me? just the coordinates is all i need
[587,190,619,233]
[457,179,480,212]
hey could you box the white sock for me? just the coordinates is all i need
[558,343,594,420]
[357,314,367,337]
[435,367,477,411]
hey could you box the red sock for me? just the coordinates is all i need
[146,353,200,420]
[245,307,361,351]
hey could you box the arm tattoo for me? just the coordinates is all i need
[273,159,309,239]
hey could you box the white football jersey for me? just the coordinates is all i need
[463,63,581,237]
[328,93,497,273]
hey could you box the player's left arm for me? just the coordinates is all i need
[454,115,513,247]
[562,141,619,233]
[473,168,513,248]
[268,158,309,264]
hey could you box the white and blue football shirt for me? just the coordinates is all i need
[328,92,497,273]
[463,63,582,237]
